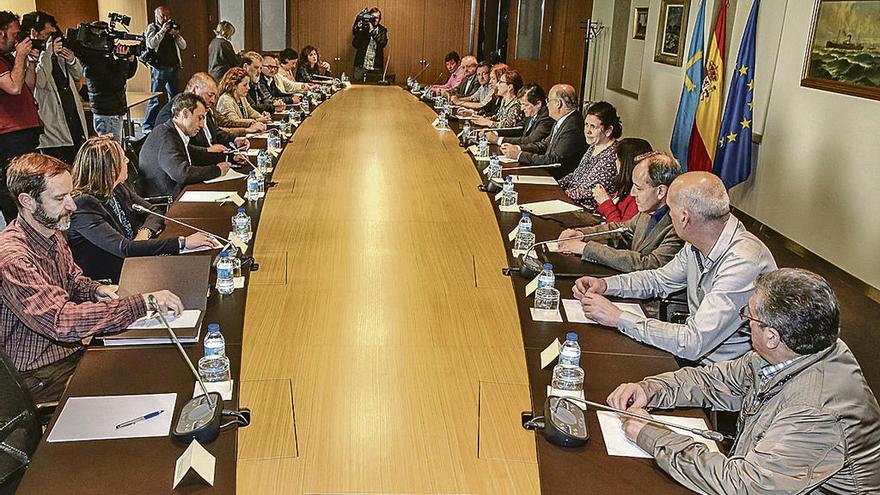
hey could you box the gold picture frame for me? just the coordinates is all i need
[654,0,690,66]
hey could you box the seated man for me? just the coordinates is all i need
[451,61,492,108]
[441,55,477,99]
[500,84,587,180]
[557,151,684,272]
[242,51,284,114]
[430,51,463,95]
[608,268,880,493]
[0,153,183,402]
[139,92,230,199]
[259,54,301,104]
[574,172,777,364]
[486,84,553,146]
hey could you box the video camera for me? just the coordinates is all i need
[65,12,145,58]
[356,8,379,29]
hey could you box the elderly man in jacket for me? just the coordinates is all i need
[608,268,880,494]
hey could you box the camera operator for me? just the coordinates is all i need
[142,6,186,132]
[79,33,139,143]
[352,7,387,82]
[20,11,87,165]
[0,11,41,223]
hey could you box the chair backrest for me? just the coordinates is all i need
[124,134,149,197]
[0,351,42,494]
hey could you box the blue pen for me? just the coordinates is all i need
[115,409,165,429]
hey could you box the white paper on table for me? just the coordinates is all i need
[512,248,527,258]
[226,232,250,254]
[246,132,269,139]
[179,191,245,207]
[499,203,520,213]
[530,307,563,322]
[204,169,247,184]
[562,299,646,324]
[47,393,176,442]
[520,199,583,216]
[508,226,519,241]
[233,276,245,289]
[193,380,233,401]
[540,338,561,368]
[173,440,215,488]
[245,148,264,157]
[467,145,480,154]
[525,275,540,296]
[546,386,586,410]
[127,309,201,330]
[180,238,223,254]
[506,175,559,186]
[546,241,560,252]
[597,411,720,458]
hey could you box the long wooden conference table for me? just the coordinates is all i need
[18,86,705,494]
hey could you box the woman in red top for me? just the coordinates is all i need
[593,137,652,222]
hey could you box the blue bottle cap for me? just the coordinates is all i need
[505,175,513,181]
[208,323,220,333]
[522,212,530,218]
[566,332,578,341]
[220,251,228,258]
[543,263,553,270]
[237,208,245,213]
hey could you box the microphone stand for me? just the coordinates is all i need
[506,227,630,278]
[412,62,431,84]
[377,52,391,86]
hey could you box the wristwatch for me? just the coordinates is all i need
[178,237,186,251]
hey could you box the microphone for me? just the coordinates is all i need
[501,163,561,171]
[378,52,391,86]
[147,295,223,444]
[478,126,523,133]
[412,62,431,82]
[513,228,630,279]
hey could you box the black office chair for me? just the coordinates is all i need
[659,289,689,324]
[124,135,173,213]
[0,352,45,495]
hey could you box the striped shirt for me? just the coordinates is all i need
[0,217,147,371]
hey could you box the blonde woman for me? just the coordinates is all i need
[208,20,239,82]
[215,67,269,130]
[67,136,216,282]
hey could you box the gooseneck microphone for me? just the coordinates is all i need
[412,62,431,82]
[513,227,630,279]
[131,203,231,247]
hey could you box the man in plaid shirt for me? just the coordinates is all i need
[0,154,183,402]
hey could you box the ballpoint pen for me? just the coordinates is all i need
[116,409,165,429]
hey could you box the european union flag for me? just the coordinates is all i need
[670,0,707,171]
[713,0,760,188]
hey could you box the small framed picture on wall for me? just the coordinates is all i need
[654,0,690,66]
[633,7,649,40]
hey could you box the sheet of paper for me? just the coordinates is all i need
[47,393,176,443]
[546,386,586,410]
[204,169,247,184]
[127,309,201,330]
[246,132,269,139]
[546,241,560,252]
[540,338,561,369]
[245,148,264,157]
[179,191,245,207]
[562,299,646,324]
[494,191,503,202]
[499,203,520,213]
[467,145,479,155]
[475,155,517,163]
[511,175,558,186]
[530,307,563,322]
[173,440,215,488]
[180,242,219,254]
[508,226,519,241]
[597,411,720,458]
[227,232,250,254]
[525,276,540,296]
[193,380,233,401]
[520,199,583,216]
[512,248,526,258]
[234,276,245,289]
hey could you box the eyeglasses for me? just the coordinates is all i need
[738,306,770,327]
[264,65,279,70]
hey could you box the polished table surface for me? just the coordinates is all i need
[19,86,703,494]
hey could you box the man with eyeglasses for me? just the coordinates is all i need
[258,54,301,105]
[606,268,880,493]
[573,171,776,365]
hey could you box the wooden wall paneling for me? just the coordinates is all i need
[334,0,365,77]
[34,0,99,32]
[546,0,567,89]
[422,0,471,86]
[379,0,427,83]
[293,0,340,72]
[506,0,553,89]
[558,0,591,94]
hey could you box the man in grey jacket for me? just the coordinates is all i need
[557,151,683,272]
[608,268,880,494]
[574,172,777,364]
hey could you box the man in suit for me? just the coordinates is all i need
[485,84,553,146]
[242,52,284,114]
[500,84,586,180]
[557,151,684,272]
[139,92,230,199]
[259,55,301,104]
[441,55,477,99]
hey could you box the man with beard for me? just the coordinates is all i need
[0,153,184,402]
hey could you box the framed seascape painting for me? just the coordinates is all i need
[633,7,649,40]
[654,0,690,66]
[802,0,880,101]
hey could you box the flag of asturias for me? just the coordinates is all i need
[714,0,760,189]
[687,0,728,172]
[670,0,707,171]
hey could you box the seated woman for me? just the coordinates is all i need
[485,83,553,146]
[67,136,219,282]
[592,137,653,222]
[295,45,331,83]
[558,101,622,210]
[215,67,270,131]
[472,69,524,129]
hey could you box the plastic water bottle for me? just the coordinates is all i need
[517,211,532,234]
[246,170,261,201]
[198,323,231,382]
[232,208,252,244]
[268,130,281,151]
[341,72,348,82]
[216,251,235,295]
[559,332,581,367]
[551,363,585,393]
[290,108,301,125]
[257,149,269,174]
[300,97,309,114]
[537,263,555,289]
[500,175,517,207]
[478,133,489,157]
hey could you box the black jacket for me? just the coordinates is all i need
[155,107,232,166]
[79,50,138,116]
[518,111,587,180]
[208,37,239,83]
[247,81,276,113]
[67,185,179,282]
[499,105,554,145]
[352,22,388,70]
[138,120,223,199]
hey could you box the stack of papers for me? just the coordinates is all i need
[561,299,646,323]
[519,199,582,215]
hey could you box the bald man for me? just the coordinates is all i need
[500,84,587,180]
[441,55,478,99]
[573,172,777,365]
[143,5,187,131]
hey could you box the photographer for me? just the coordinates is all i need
[352,7,387,82]
[79,32,139,143]
[0,11,41,222]
[142,6,186,132]
[20,11,88,165]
